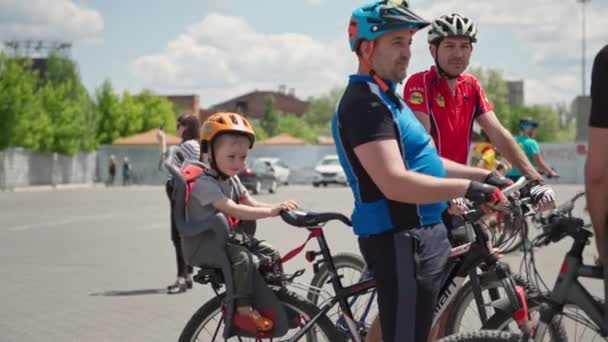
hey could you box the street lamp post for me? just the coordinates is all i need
[577,0,591,96]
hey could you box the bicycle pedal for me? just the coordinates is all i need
[284,269,305,282]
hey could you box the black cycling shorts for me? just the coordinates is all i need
[358,224,451,342]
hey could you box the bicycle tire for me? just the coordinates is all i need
[437,330,526,342]
[307,253,367,304]
[445,275,566,342]
[178,288,344,342]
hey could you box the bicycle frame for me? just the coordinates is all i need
[533,219,608,340]
[286,178,531,341]
[289,220,520,342]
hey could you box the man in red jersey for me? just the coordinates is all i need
[404,13,555,211]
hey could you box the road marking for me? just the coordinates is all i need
[6,214,115,231]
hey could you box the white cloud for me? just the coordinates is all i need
[0,0,103,43]
[131,13,355,106]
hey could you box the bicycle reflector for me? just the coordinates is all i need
[305,250,319,263]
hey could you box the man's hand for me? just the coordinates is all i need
[465,181,506,209]
[448,197,470,215]
[156,129,166,143]
[484,171,513,189]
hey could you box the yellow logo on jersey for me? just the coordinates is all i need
[409,91,424,105]
[436,94,446,107]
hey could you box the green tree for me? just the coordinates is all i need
[117,91,145,137]
[276,115,317,143]
[135,90,177,133]
[39,81,86,154]
[42,54,97,153]
[0,53,49,150]
[95,80,123,144]
[252,121,268,142]
[260,96,280,137]
[509,105,561,142]
[302,87,344,133]
[467,66,510,124]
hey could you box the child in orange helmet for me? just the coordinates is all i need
[185,112,298,332]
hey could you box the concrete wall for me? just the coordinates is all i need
[96,144,338,186]
[0,142,591,189]
[0,148,97,190]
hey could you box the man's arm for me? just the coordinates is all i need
[354,139,470,203]
[413,111,431,132]
[441,157,489,181]
[532,153,556,176]
[477,111,543,180]
[586,127,608,263]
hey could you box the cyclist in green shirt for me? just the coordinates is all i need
[506,117,559,181]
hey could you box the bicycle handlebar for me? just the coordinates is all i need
[463,177,529,222]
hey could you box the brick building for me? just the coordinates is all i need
[166,95,200,116]
[200,90,309,122]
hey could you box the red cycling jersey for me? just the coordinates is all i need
[403,66,494,164]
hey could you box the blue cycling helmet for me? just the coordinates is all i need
[348,0,430,52]
[519,117,539,130]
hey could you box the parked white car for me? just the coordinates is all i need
[312,155,347,187]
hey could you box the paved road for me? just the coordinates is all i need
[0,184,599,341]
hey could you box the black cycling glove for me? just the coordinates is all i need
[465,181,504,206]
[483,171,513,189]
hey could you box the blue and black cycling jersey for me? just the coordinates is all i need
[332,75,447,237]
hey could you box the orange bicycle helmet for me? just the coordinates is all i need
[201,112,255,148]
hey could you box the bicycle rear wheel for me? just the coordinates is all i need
[437,330,525,342]
[178,289,343,342]
[307,253,376,338]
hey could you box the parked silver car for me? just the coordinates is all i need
[239,157,290,194]
[312,155,347,187]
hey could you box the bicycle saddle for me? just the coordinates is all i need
[280,210,352,227]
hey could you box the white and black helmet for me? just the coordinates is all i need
[427,13,477,44]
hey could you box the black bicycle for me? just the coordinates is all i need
[297,178,564,340]
[514,191,607,341]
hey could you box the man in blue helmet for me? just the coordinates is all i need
[506,117,559,181]
[332,1,509,341]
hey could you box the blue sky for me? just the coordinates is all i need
[1,0,606,108]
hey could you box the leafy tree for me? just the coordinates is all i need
[467,66,510,124]
[117,91,145,137]
[508,105,561,142]
[39,81,85,154]
[252,121,268,142]
[95,80,123,145]
[135,89,176,133]
[0,53,49,150]
[260,96,280,137]
[276,115,317,143]
[42,54,96,153]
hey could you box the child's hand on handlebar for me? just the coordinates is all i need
[270,200,299,216]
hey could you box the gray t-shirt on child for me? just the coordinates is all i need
[182,174,248,237]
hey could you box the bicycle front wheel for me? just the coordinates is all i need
[444,274,566,342]
[178,289,343,342]
[437,330,526,342]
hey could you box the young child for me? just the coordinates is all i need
[186,112,298,332]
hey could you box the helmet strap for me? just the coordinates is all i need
[357,41,391,93]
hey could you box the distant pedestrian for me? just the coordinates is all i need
[107,155,117,186]
[122,157,132,186]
